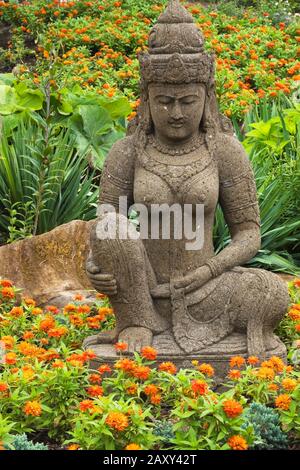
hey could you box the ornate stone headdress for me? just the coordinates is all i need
[139,0,215,85]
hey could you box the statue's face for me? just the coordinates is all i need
[148,83,206,144]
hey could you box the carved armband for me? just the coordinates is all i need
[220,170,260,228]
[204,258,223,279]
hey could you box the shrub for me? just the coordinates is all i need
[11,433,49,451]
[244,402,288,449]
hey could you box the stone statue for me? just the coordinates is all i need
[84,0,289,371]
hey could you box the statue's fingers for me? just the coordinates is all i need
[99,285,117,292]
[184,281,198,294]
[86,260,100,274]
[174,276,193,289]
[91,279,116,286]
[89,273,115,281]
[135,340,142,352]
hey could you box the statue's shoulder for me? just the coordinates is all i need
[107,135,136,161]
[104,135,136,172]
[215,130,252,182]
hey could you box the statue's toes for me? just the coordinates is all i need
[82,334,99,348]
[83,329,119,348]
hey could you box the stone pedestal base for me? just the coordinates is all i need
[87,332,287,380]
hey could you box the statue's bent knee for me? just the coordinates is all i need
[90,214,169,335]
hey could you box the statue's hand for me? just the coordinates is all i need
[86,258,117,296]
[173,265,212,294]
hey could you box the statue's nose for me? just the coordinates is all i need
[170,100,183,120]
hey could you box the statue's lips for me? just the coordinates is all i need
[169,122,184,128]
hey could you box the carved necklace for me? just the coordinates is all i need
[148,134,205,156]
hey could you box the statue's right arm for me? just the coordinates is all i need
[99,136,135,211]
[86,136,135,294]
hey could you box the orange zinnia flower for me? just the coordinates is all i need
[86,385,103,397]
[48,326,68,338]
[229,356,245,368]
[67,444,80,450]
[150,394,161,405]
[39,315,55,332]
[74,294,84,301]
[1,335,14,350]
[191,379,208,396]
[79,400,95,412]
[222,399,243,418]
[269,356,285,373]
[105,411,129,432]
[115,358,136,373]
[141,346,157,361]
[31,307,43,316]
[293,279,300,288]
[268,383,279,392]
[158,362,177,375]
[24,400,42,416]
[228,369,241,380]
[52,360,65,369]
[46,305,59,315]
[4,352,17,365]
[288,308,300,321]
[275,394,291,410]
[144,384,159,396]
[198,363,214,377]
[89,373,102,384]
[9,307,23,317]
[0,382,8,393]
[133,365,151,381]
[125,443,141,450]
[114,341,128,352]
[1,287,15,299]
[0,279,13,287]
[281,378,297,392]
[227,435,248,450]
[257,367,275,381]
[23,331,34,340]
[23,297,36,307]
[98,364,112,374]
[126,383,138,395]
[247,356,259,366]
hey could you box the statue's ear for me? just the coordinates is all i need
[201,82,234,136]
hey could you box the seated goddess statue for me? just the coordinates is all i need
[84,0,289,367]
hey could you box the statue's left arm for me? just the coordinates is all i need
[205,132,261,278]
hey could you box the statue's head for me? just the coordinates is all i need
[133,0,220,143]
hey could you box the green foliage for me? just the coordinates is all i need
[11,433,49,450]
[0,414,15,448]
[215,97,300,274]
[244,402,288,449]
[64,398,159,450]
[0,118,98,242]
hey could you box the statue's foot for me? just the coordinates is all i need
[83,328,119,349]
[118,327,153,353]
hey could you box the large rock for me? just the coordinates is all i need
[0,220,95,306]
